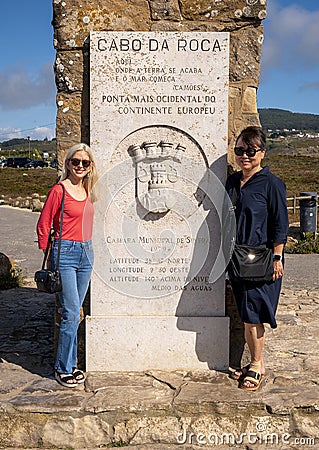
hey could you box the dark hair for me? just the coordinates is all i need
[236,126,266,150]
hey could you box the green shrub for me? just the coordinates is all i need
[108,441,128,448]
[0,267,24,289]
[286,233,319,254]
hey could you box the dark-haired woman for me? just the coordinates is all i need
[226,126,288,391]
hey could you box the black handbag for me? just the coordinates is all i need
[34,268,62,294]
[228,244,274,283]
[35,184,65,293]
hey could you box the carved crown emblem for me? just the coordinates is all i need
[128,140,185,214]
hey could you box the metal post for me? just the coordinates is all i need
[27,136,31,159]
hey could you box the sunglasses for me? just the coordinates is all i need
[70,158,91,168]
[234,146,263,157]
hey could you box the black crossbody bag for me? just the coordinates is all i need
[228,243,274,283]
[227,183,274,283]
[35,184,65,293]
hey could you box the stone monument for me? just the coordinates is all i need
[53,0,267,370]
[86,31,234,370]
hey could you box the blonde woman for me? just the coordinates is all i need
[37,143,98,387]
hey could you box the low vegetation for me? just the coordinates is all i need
[0,168,57,197]
[286,233,319,254]
[264,151,319,254]
[264,154,319,197]
[0,266,24,290]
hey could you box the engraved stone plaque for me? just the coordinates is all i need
[87,32,234,371]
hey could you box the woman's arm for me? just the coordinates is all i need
[272,242,284,280]
[268,177,289,245]
[267,176,289,281]
[36,185,63,249]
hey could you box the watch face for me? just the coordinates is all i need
[273,255,281,261]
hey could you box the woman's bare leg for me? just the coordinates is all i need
[242,323,265,388]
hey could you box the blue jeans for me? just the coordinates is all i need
[52,239,94,374]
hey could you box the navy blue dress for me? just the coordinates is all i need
[226,166,289,328]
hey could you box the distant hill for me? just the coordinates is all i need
[258,108,319,131]
[0,138,56,157]
[1,109,319,153]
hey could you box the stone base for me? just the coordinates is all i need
[85,316,229,371]
[2,286,319,448]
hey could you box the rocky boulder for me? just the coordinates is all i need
[0,252,18,289]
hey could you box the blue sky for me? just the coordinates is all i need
[0,1,318,141]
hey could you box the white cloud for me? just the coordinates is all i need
[0,62,55,110]
[299,81,319,92]
[31,126,55,140]
[262,2,319,71]
[0,126,55,141]
[0,128,23,140]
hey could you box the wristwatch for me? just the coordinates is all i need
[273,254,282,261]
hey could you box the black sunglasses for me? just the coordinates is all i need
[70,158,91,168]
[234,146,263,157]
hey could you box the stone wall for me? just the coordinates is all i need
[53,0,266,169]
[0,194,46,211]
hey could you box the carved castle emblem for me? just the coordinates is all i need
[128,141,185,213]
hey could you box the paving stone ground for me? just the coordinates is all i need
[0,206,318,449]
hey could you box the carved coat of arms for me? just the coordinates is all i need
[128,141,185,214]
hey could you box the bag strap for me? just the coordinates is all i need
[230,177,241,248]
[230,178,240,208]
[41,184,65,270]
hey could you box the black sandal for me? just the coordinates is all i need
[239,370,264,391]
[229,364,250,381]
[55,371,78,388]
[72,369,85,383]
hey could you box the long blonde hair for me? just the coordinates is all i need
[60,143,99,202]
